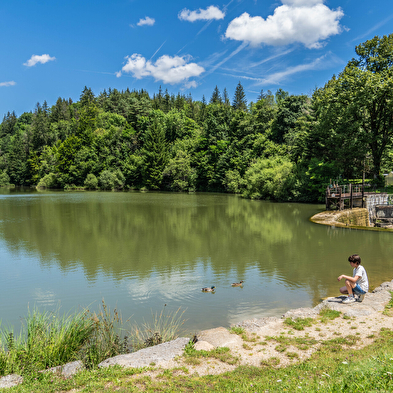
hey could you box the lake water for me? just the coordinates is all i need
[0,189,392,335]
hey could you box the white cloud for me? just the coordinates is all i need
[281,0,323,5]
[115,71,122,78]
[258,53,331,84]
[225,2,343,49]
[0,81,16,87]
[121,54,204,85]
[137,16,155,26]
[23,54,56,67]
[184,81,198,89]
[179,6,225,22]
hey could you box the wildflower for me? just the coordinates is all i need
[277,379,282,382]
[342,361,348,364]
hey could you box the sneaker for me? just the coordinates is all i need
[342,296,356,304]
[357,294,365,302]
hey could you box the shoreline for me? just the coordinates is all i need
[2,278,393,389]
[310,208,393,232]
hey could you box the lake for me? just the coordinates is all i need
[0,189,392,335]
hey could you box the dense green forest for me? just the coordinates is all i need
[1,34,393,202]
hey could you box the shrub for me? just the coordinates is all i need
[0,170,10,187]
[84,173,98,189]
[242,157,297,201]
[37,173,58,189]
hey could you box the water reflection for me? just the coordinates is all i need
[0,189,392,332]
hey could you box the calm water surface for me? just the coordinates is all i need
[0,189,392,334]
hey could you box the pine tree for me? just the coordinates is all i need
[210,86,222,104]
[142,120,169,190]
[232,81,247,111]
[223,88,230,106]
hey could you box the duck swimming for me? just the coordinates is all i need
[231,280,244,286]
[202,286,216,292]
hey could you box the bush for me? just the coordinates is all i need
[84,173,98,189]
[0,170,10,187]
[242,157,297,201]
[37,173,58,189]
[99,170,125,190]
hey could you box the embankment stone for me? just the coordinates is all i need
[98,337,190,369]
[194,340,214,351]
[197,327,242,349]
[0,374,23,388]
[46,360,84,378]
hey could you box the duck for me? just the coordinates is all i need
[231,280,244,286]
[202,286,216,292]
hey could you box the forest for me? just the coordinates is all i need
[0,34,392,203]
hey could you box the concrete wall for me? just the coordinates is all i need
[335,209,369,227]
[375,206,393,219]
[310,208,369,228]
[365,194,389,224]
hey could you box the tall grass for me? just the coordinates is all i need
[129,306,186,351]
[0,307,95,376]
[80,301,128,369]
[0,303,188,376]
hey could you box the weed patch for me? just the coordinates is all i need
[283,317,314,331]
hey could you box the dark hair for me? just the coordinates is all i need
[348,254,361,265]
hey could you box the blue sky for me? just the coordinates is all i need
[1,0,392,117]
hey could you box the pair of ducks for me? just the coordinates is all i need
[202,280,244,292]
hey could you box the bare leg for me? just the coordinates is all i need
[345,279,355,296]
[340,286,348,294]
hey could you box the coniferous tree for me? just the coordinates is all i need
[210,86,222,104]
[232,81,247,111]
[142,120,169,190]
[223,88,230,106]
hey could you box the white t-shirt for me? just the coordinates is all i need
[353,265,369,292]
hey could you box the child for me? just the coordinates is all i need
[337,254,368,304]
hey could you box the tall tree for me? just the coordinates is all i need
[232,82,247,111]
[142,120,169,189]
[210,86,222,104]
[310,34,393,180]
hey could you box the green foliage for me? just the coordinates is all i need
[0,308,96,376]
[141,120,169,190]
[162,150,196,191]
[99,169,125,190]
[283,317,314,330]
[84,173,98,189]
[37,173,58,189]
[0,170,10,186]
[129,307,186,351]
[243,157,297,201]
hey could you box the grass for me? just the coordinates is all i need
[0,302,186,378]
[283,317,314,330]
[129,306,186,351]
[0,307,96,376]
[183,341,239,365]
[11,327,393,392]
[383,291,393,316]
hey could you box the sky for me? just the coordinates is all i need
[1,0,393,117]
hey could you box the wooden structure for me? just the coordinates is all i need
[326,184,365,211]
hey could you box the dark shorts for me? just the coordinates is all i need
[353,283,366,295]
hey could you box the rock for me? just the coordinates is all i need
[197,327,242,349]
[194,340,214,351]
[372,281,393,293]
[315,290,391,318]
[46,360,84,378]
[0,374,23,388]
[233,317,280,333]
[282,307,319,319]
[98,337,190,369]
